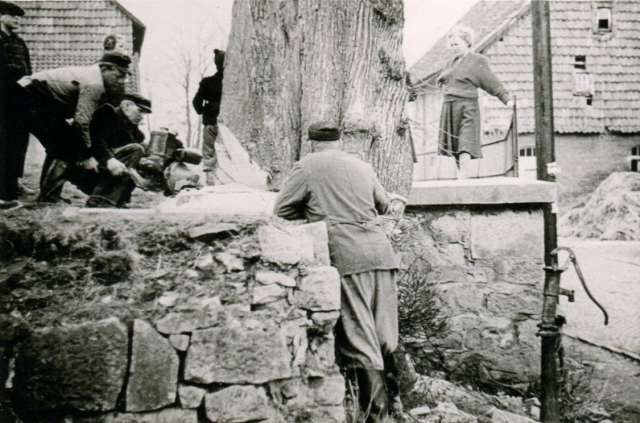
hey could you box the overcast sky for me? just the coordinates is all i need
[119,0,477,68]
[116,0,477,139]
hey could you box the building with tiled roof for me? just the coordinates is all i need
[13,0,145,89]
[409,0,640,208]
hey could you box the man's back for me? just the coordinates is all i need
[275,149,398,276]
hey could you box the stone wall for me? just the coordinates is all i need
[401,179,553,390]
[0,218,345,423]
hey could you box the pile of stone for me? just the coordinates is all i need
[560,172,640,240]
[1,221,345,423]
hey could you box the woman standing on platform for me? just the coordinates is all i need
[437,25,511,179]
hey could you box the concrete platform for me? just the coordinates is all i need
[408,177,557,206]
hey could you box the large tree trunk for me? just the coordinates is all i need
[221,0,413,195]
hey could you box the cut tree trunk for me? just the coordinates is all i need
[221,0,413,195]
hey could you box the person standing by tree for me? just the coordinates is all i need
[0,0,32,204]
[274,122,407,422]
[192,48,224,185]
[437,25,510,179]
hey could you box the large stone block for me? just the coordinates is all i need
[185,313,292,384]
[294,266,341,312]
[14,318,127,412]
[126,320,179,412]
[258,225,314,265]
[204,385,274,422]
[470,210,543,259]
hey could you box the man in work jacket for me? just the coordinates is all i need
[274,122,407,422]
[15,51,131,202]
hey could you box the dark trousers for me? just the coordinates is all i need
[40,144,145,207]
[16,84,85,163]
[0,83,31,201]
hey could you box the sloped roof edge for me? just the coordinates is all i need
[109,0,146,54]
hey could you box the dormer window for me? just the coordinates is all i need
[594,7,613,33]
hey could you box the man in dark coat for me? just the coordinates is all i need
[0,0,31,204]
[274,122,407,422]
[192,48,224,184]
[42,93,151,208]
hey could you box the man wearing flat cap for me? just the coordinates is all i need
[14,51,131,202]
[274,122,407,422]
[192,48,224,184]
[0,0,32,206]
[40,93,152,208]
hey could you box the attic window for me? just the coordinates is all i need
[574,56,587,70]
[595,7,613,33]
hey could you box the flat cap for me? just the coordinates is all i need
[98,51,132,74]
[123,92,152,113]
[308,121,340,141]
[0,1,25,16]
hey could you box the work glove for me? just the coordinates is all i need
[78,157,99,173]
[106,158,127,176]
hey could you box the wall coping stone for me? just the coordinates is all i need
[409,177,556,206]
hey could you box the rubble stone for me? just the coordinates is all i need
[127,320,179,412]
[155,310,218,334]
[252,283,288,305]
[484,407,538,423]
[188,222,240,243]
[215,251,245,271]
[294,266,341,311]
[255,270,297,287]
[185,313,292,384]
[422,402,478,423]
[14,318,127,412]
[204,385,274,422]
[258,225,314,265]
[178,385,207,409]
[195,253,215,271]
[169,334,190,351]
[75,408,197,423]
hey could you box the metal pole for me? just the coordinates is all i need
[531,1,560,422]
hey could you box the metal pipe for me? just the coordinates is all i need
[531,1,560,422]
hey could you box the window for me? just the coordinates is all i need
[519,147,535,157]
[596,8,612,32]
[573,56,593,96]
[586,96,593,106]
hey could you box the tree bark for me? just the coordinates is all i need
[221,0,413,195]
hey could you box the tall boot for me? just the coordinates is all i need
[384,352,405,421]
[356,368,388,423]
[38,157,68,203]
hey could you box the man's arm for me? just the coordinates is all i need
[273,163,309,220]
[74,83,104,159]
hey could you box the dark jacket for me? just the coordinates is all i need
[192,72,223,125]
[0,30,31,83]
[89,104,144,164]
[437,52,509,104]
[274,149,400,276]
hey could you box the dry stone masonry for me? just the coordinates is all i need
[0,218,345,423]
